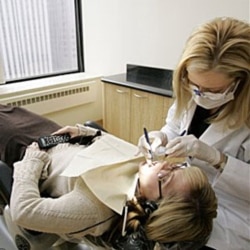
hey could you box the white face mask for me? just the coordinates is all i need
[190,81,239,109]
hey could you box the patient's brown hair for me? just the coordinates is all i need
[146,166,217,244]
[86,166,217,249]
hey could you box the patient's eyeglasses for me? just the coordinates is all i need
[158,162,188,200]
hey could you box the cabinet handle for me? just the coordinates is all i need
[133,93,148,99]
[116,89,129,94]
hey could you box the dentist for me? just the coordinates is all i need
[138,17,250,250]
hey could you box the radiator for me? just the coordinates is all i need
[0,80,98,115]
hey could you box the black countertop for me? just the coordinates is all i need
[101,73,173,97]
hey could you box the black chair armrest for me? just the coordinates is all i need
[84,121,108,133]
[0,161,13,204]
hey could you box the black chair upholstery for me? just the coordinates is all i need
[0,161,12,204]
[0,121,106,206]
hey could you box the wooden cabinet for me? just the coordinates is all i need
[103,83,173,145]
[103,83,131,141]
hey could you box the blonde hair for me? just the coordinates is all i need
[146,166,217,244]
[173,17,250,129]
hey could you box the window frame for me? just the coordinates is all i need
[3,0,84,84]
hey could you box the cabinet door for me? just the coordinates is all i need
[130,89,166,145]
[103,83,131,141]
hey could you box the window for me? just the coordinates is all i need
[0,0,84,83]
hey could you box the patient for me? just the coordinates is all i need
[9,125,216,250]
[0,105,217,249]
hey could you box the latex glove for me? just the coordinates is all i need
[137,131,168,160]
[165,135,221,165]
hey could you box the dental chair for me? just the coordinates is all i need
[0,121,107,250]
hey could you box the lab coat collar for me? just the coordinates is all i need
[183,101,238,146]
[200,121,236,146]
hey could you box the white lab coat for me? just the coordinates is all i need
[161,101,250,250]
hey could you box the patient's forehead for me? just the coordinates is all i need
[162,169,190,197]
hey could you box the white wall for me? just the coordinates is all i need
[82,0,249,76]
